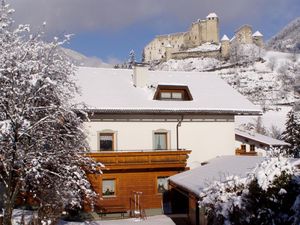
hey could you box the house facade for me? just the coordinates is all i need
[235,129,290,156]
[75,66,260,212]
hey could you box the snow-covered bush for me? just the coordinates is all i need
[199,157,300,225]
[0,2,102,225]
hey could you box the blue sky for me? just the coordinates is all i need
[9,0,300,64]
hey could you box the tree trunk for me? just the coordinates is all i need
[3,202,13,225]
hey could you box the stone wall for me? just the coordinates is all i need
[171,49,220,60]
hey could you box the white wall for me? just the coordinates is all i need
[84,114,235,166]
[235,139,267,156]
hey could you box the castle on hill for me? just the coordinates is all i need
[143,13,264,63]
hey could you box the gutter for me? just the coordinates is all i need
[79,108,262,116]
[176,115,184,150]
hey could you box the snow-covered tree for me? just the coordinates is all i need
[128,49,136,68]
[0,2,101,225]
[199,157,300,225]
[281,110,300,157]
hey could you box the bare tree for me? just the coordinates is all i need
[267,57,277,71]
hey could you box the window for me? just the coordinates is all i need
[157,177,168,193]
[153,85,193,101]
[100,133,114,151]
[250,145,255,151]
[241,144,246,151]
[154,132,168,150]
[160,91,183,100]
[102,179,116,197]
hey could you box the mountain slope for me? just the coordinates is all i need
[267,17,300,53]
[60,48,111,68]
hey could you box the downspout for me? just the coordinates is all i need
[176,115,184,150]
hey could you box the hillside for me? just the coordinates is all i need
[155,49,300,135]
[267,17,300,53]
[61,48,111,68]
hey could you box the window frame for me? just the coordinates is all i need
[241,144,246,151]
[98,130,117,151]
[153,85,193,101]
[102,178,117,198]
[156,176,169,194]
[154,132,168,150]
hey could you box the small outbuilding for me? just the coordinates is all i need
[235,129,290,156]
[168,156,265,225]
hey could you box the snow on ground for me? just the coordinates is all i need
[157,49,300,134]
[186,42,221,52]
[58,215,175,225]
[236,105,291,133]
[158,57,222,72]
[11,210,175,225]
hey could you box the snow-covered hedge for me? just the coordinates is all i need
[199,157,300,225]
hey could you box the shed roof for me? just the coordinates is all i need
[169,155,265,196]
[74,67,261,115]
[235,129,290,146]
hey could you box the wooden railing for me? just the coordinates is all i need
[235,148,257,156]
[84,149,191,170]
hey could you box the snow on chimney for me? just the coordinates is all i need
[133,64,148,88]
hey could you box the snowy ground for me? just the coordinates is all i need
[58,215,175,225]
[236,105,292,133]
[11,210,175,225]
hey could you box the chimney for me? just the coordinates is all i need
[133,64,148,88]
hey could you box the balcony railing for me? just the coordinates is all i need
[83,149,191,170]
[235,148,257,156]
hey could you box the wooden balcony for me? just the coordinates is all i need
[84,149,191,170]
[235,148,257,156]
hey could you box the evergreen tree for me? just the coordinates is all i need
[281,109,300,157]
[128,49,135,68]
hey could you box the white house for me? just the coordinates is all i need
[75,66,261,166]
[235,129,290,156]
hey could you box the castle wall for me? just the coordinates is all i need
[253,36,264,47]
[144,15,263,63]
[171,49,220,60]
[234,25,253,44]
[144,33,185,62]
[144,13,220,62]
[221,40,230,59]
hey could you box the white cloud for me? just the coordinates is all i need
[8,0,300,37]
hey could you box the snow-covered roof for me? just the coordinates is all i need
[221,35,230,41]
[230,35,236,42]
[235,129,290,146]
[74,67,261,114]
[169,156,265,196]
[253,31,263,37]
[206,12,218,18]
[186,42,221,52]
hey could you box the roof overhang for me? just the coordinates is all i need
[80,108,262,116]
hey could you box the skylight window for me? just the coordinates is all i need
[153,85,193,101]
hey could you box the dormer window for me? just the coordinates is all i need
[153,85,193,101]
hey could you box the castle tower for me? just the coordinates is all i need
[252,31,264,47]
[164,42,173,61]
[206,12,219,43]
[221,35,230,59]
